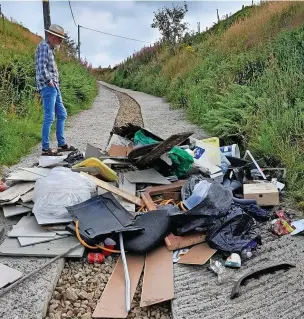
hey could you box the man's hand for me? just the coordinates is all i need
[49,80,55,87]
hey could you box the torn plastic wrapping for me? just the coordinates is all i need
[33,167,97,219]
[206,205,261,253]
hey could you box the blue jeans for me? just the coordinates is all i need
[40,86,67,150]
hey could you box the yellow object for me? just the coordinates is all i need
[73,157,118,182]
[202,137,220,148]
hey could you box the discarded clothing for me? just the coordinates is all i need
[206,205,261,253]
[67,192,143,239]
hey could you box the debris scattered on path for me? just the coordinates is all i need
[0,116,298,319]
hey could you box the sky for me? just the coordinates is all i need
[1,1,256,67]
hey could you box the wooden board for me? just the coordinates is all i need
[178,242,217,265]
[140,245,174,307]
[165,232,206,251]
[108,145,132,157]
[93,254,145,318]
[82,173,143,206]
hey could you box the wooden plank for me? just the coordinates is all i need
[165,233,206,251]
[93,254,145,318]
[178,242,217,265]
[81,173,143,206]
[140,245,174,307]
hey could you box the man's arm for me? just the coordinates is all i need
[36,44,53,86]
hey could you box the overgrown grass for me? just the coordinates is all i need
[0,17,97,166]
[98,1,304,203]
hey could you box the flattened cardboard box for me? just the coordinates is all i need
[244,183,279,206]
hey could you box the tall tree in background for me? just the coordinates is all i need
[60,33,78,60]
[151,2,189,44]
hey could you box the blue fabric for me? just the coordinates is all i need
[35,41,59,91]
[40,86,67,150]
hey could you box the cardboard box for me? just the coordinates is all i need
[244,183,279,206]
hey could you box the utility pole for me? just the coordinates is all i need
[216,9,220,23]
[78,24,81,60]
[197,22,200,34]
[42,0,51,39]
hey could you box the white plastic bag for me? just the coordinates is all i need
[33,167,97,220]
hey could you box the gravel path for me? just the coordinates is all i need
[114,91,143,128]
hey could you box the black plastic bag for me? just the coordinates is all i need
[206,205,261,253]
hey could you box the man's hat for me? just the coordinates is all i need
[45,24,66,39]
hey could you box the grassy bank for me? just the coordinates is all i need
[0,17,97,166]
[97,2,304,202]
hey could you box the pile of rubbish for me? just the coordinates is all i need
[0,124,302,316]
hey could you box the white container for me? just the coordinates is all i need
[220,144,240,158]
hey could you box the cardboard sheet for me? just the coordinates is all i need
[108,145,132,157]
[178,242,217,265]
[93,254,145,318]
[165,232,206,251]
[0,263,23,288]
[140,245,174,307]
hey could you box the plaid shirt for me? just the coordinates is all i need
[35,40,59,91]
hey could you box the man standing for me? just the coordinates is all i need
[35,24,75,155]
